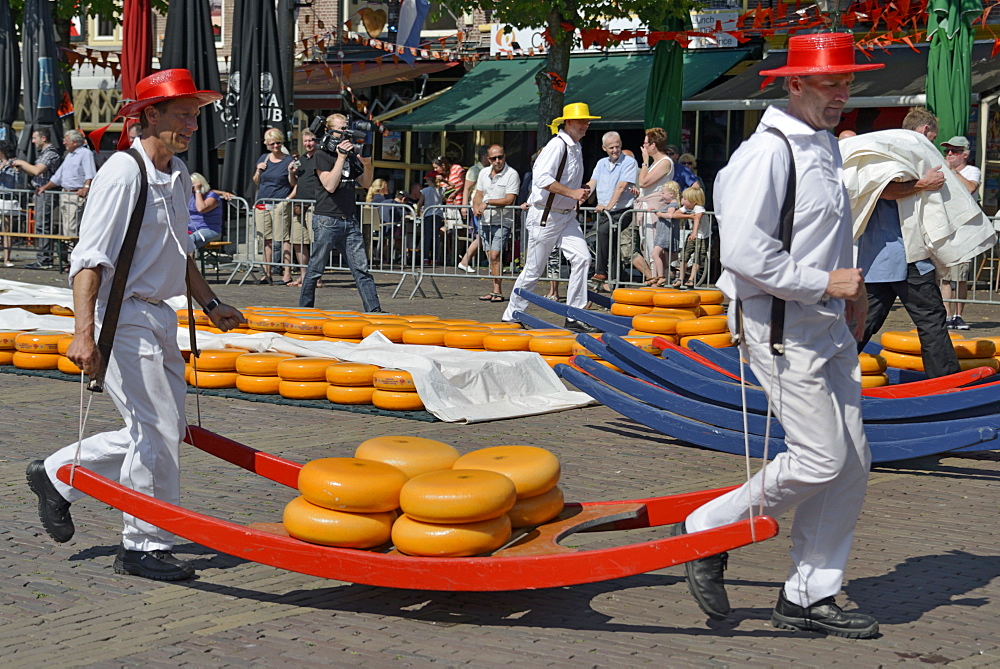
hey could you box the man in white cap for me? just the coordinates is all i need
[502,102,598,332]
[940,135,981,329]
[677,33,879,638]
[26,69,245,581]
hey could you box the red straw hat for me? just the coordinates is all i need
[118,69,222,119]
[759,33,884,77]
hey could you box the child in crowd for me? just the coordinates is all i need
[673,186,707,289]
[651,181,681,287]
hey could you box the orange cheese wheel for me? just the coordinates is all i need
[322,319,371,339]
[528,335,576,356]
[880,331,924,354]
[57,355,82,375]
[675,316,729,337]
[298,457,407,512]
[399,314,440,322]
[402,321,449,330]
[235,374,282,394]
[507,485,565,528]
[621,336,662,356]
[0,331,21,349]
[189,370,239,388]
[680,332,734,349]
[189,348,246,372]
[325,362,380,386]
[611,288,655,306]
[245,313,286,332]
[279,380,330,400]
[283,332,324,342]
[959,357,1000,371]
[361,324,410,342]
[14,331,65,353]
[326,384,376,404]
[610,302,654,316]
[19,304,55,315]
[651,291,701,308]
[631,314,681,335]
[372,369,416,391]
[539,354,572,368]
[699,303,726,316]
[953,339,996,359]
[436,318,479,326]
[402,328,448,346]
[691,289,724,305]
[858,353,888,375]
[277,357,337,381]
[235,352,294,376]
[880,349,923,371]
[391,513,512,557]
[176,308,211,325]
[372,389,425,411]
[57,335,74,355]
[861,373,889,389]
[908,328,965,340]
[12,351,60,369]
[50,305,74,316]
[482,333,533,351]
[477,321,523,330]
[284,316,329,335]
[361,316,409,326]
[452,445,560,499]
[523,328,572,336]
[282,496,395,549]
[355,436,460,479]
[629,330,678,344]
[593,359,623,372]
[443,330,489,349]
[0,350,15,365]
[324,337,363,344]
[570,339,601,358]
[399,469,517,522]
[650,307,699,319]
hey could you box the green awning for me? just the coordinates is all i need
[387,49,751,132]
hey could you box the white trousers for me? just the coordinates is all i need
[46,298,188,551]
[686,302,871,608]
[503,207,590,321]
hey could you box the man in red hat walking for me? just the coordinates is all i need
[26,69,244,581]
[676,34,879,638]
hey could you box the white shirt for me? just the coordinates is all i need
[716,106,851,308]
[70,138,195,310]
[959,163,981,187]
[50,146,97,190]
[475,163,520,227]
[529,130,583,211]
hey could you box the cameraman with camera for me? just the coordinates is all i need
[298,113,383,313]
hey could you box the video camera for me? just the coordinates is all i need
[309,115,373,158]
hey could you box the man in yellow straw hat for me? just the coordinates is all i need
[503,102,600,331]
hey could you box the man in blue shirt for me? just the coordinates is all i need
[853,108,960,378]
[585,131,638,285]
[665,145,701,191]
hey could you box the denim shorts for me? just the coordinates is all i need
[481,224,511,253]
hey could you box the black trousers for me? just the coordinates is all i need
[858,263,960,378]
[594,208,632,277]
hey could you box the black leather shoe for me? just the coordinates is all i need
[564,318,600,334]
[26,460,74,543]
[113,545,195,581]
[771,589,879,639]
[673,522,730,620]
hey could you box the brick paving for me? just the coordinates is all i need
[2,264,1000,666]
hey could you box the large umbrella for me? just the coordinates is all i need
[17,0,62,161]
[643,16,686,146]
[161,0,226,184]
[118,0,152,146]
[0,0,20,144]
[926,0,980,143]
[219,0,289,197]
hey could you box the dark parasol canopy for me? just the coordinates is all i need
[17,0,62,161]
[0,0,20,144]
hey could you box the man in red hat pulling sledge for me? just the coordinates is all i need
[676,33,880,638]
[26,69,245,581]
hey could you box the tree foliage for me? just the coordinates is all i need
[434,0,697,137]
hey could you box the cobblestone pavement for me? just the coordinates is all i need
[2,264,1000,667]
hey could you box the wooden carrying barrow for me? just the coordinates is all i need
[56,426,778,591]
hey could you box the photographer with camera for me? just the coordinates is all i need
[297,113,382,313]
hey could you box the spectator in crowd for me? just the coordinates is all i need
[36,129,97,264]
[12,127,62,269]
[287,129,319,287]
[665,145,702,191]
[0,139,25,267]
[431,156,467,268]
[252,127,296,285]
[473,144,520,302]
[586,131,638,290]
[939,135,981,329]
[673,186,708,288]
[517,149,562,300]
[188,172,224,249]
[458,147,491,273]
[634,127,674,284]
[417,173,444,264]
[651,180,681,287]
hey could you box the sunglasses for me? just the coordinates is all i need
[488,155,505,161]
[267,141,283,147]
[944,148,965,154]
[681,161,695,166]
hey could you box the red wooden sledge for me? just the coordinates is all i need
[55,426,778,591]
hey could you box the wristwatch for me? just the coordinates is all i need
[204,298,221,313]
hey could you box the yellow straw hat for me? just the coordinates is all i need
[548,102,601,134]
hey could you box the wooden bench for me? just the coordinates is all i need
[197,240,235,281]
[1,232,78,272]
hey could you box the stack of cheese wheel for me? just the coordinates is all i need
[186,348,247,388]
[675,316,733,349]
[443,329,489,352]
[858,352,889,388]
[56,335,81,375]
[610,288,656,316]
[880,330,999,372]
[234,351,294,394]
[483,331,533,352]
[690,289,726,316]
[325,361,380,405]
[950,337,999,371]
[393,469,516,557]
[355,435,460,479]
[453,445,564,529]
[13,331,63,370]
[630,312,685,343]
[283,457,406,548]
[652,289,701,315]
[322,317,370,343]
[277,356,338,399]
[245,312,287,335]
[371,368,425,411]
[0,330,20,365]
[528,334,576,368]
[361,318,412,343]
[283,315,329,341]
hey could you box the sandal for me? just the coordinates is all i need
[479,293,501,302]
[670,280,683,289]
[684,281,695,288]
[644,275,662,286]
[654,277,668,287]
[287,280,302,287]
[491,294,506,303]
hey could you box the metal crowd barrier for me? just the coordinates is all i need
[0,188,85,271]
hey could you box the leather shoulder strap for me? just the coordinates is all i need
[540,137,569,228]
[766,128,797,356]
